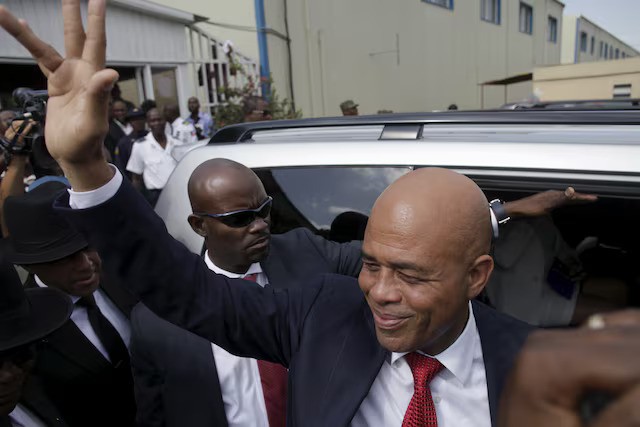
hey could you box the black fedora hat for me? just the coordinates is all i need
[0,253,72,352]
[2,181,88,265]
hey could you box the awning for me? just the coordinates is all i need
[480,73,533,86]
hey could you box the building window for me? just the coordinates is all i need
[613,84,632,99]
[622,52,627,59]
[547,16,557,43]
[579,32,588,52]
[604,44,609,59]
[615,48,620,59]
[481,0,500,24]
[599,41,604,57]
[590,36,595,55]
[423,0,453,9]
[609,47,614,59]
[519,2,533,34]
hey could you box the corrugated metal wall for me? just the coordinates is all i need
[0,0,189,64]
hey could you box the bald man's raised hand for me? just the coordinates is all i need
[0,0,117,190]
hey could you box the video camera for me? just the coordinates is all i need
[0,88,49,170]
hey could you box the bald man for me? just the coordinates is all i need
[185,97,215,140]
[0,8,532,424]
[59,161,533,427]
[129,159,363,427]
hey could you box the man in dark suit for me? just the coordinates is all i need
[0,5,533,425]
[104,99,131,161]
[131,159,362,427]
[0,253,73,427]
[114,107,147,179]
[2,182,138,427]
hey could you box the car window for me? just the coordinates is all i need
[254,166,412,239]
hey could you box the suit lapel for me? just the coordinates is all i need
[43,320,111,374]
[20,377,69,427]
[318,302,387,427]
[24,276,112,372]
[473,301,519,427]
[262,243,289,290]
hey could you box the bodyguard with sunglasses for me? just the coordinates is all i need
[0,253,73,427]
[129,158,363,427]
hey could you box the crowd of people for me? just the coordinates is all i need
[0,2,639,427]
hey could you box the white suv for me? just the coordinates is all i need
[156,110,640,326]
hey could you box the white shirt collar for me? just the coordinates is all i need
[204,250,263,279]
[391,301,478,386]
[146,132,177,152]
[34,275,80,303]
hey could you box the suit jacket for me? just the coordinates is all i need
[130,228,362,427]
[12,377,70,427]
[104,120,127,161]
[24,276,138,427]
[58,179,534,427]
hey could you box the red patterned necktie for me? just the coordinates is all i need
[244,272,287,427]
[402,352,444,427]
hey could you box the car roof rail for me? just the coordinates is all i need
[209,109,640,144]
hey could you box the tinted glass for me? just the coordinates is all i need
[254,166,412,240]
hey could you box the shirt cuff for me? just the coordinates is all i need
[68,164,123,209]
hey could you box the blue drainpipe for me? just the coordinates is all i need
[255,0,271,98]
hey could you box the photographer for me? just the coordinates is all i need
[0,119,35,237]
[0,110,16,135]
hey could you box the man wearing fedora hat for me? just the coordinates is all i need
[2,182,138,427]
[0,253,73,427]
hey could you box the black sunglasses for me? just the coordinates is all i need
[194,196,273,228]
[0,343,37,366]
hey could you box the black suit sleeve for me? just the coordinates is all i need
[300,229,363,277]
[56,178,323,367]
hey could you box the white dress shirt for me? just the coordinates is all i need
[34,276,131,362]
[68,168,489,427]
[9,404,47,427]
[203,251,270,426]
[125,132,181,190]
[352,302,490,427]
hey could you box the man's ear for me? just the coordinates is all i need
[466,254,494,300]
[188,214,207,238]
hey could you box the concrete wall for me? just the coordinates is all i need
[0,0,189,63]
[150,0,259,60]
[265,0,564,117]
[534,57,640,100]
[561,15,638,64]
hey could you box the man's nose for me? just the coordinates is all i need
[71,250,94,269]
[248,217,269,234]
[368,270,403,304]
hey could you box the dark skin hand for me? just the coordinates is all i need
[499,310,640,427]
[504,187,598,219]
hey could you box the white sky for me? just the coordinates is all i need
[562,0,640,51]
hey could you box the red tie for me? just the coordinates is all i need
[402,352,444,427]
[244,272,288,427]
